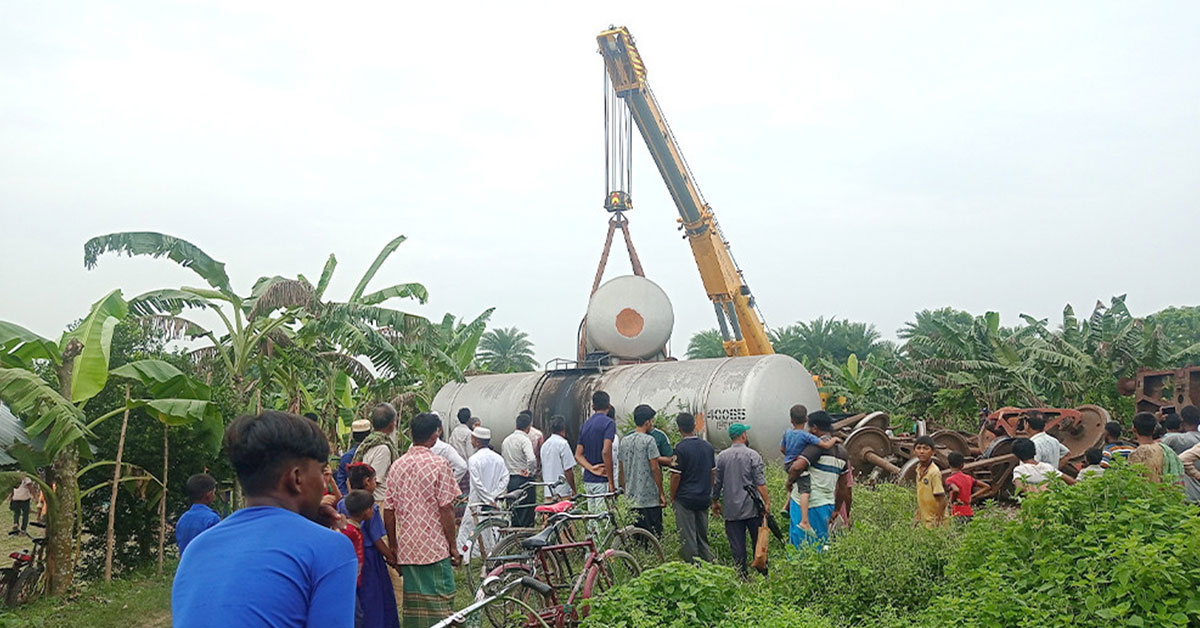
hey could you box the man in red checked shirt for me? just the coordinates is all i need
[385,413,462,628]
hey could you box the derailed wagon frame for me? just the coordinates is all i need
[839,405,1108,500]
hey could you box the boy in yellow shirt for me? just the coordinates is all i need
[912,436,946,528]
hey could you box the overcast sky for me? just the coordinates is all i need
[3,2,1198,365]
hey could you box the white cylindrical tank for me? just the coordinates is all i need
[585,275,674,359]
[432,354,820,460]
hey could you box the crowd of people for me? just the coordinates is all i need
[65,396,1194,627]
[164,392,843,627]
[906,405,1200,530]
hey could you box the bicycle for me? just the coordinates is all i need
[479,512,641,628]
[0,522,47,607]
[484,489,664,576]
[433,575,552,628]
[464,478,565,592]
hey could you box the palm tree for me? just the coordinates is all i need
[771,317,883,367]
[685,329,725,359]
[477,327,537,373]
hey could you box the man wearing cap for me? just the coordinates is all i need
[786,411,851,550]
[457,426,508,559]
[619,404,667,536]
[712,423,768,578]
[335,418,373,495]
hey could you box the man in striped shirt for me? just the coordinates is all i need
[787,412,851,550]
[1100,421,1136,468]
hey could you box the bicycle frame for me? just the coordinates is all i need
[434,575,552,628]
[484,514,617,627]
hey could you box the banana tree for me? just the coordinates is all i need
[90,359,215,580]
[84,233,316,421]
[0,290,128,594]
[401,310,494,410]
[819,353,878,413]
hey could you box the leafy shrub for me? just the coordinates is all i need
[761,483,963,625]
[581,561,742,628]
[715,603,835,628]
[904,463,1200,627]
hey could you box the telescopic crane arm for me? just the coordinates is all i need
[597,26,774,357]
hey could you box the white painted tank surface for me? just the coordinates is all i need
[432,354,821,460]
[585,275,674,359]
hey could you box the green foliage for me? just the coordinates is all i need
[762,484,962,626]
[772,317,884,368]
[906,463,1200,628]
[0,321,61,368]
[77,320,231,577]
[61,290,129,403]
[581,561,742,628]
[476,326,537,373]
[818,353,887,413]
[0,369,88,456]
[718,297,1200,427]
[84,232,234,296]
[715,605,835,628]
[685,329,725,359]
[589,463,1200,628]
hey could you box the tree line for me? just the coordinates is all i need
[687,297,1200,430]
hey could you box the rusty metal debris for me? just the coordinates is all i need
[839,405,1108,500]
[1119,366,1200,415]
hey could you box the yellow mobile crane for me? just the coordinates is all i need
[597,26,774,357]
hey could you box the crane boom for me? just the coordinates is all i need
[597,26,774,357]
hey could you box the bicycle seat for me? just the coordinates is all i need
[520,526,557,550]
[534,500,573,515]
[31,538,46,546]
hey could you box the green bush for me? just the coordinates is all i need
[905,462,1200,627]
[587,456,1200,628]
[761,483,962,625]
[715,603,835,628]
[581,561,742,628]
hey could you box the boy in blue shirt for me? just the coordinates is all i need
[779,405,840,534]
[175,473,220,555]
[173,411,357,628]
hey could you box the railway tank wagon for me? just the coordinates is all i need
[432,354,821,460]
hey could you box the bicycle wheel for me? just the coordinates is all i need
[7,566,43,607]
[481,565,548,628]
[0,569,12,605]
[484,533,535,572]
[611,526,664,571]
[465,518,510,593]
[580,550,639,605]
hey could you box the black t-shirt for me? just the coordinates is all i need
[674,436,716,510]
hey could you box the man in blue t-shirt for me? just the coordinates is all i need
[575,390,617,517]
[175,473,220,555]
[173,411,358,628]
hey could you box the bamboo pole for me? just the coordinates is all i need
[158,424,169,574]
[103,386,132,582]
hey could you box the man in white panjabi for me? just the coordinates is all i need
[456,427,509,561]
